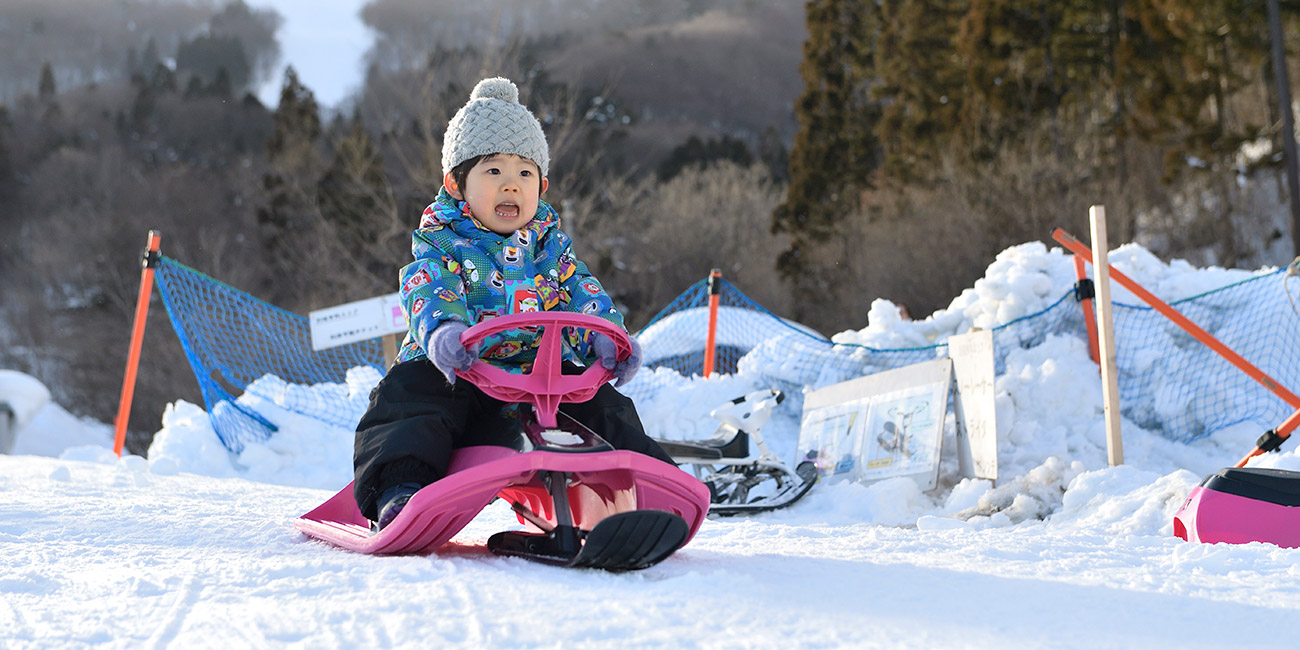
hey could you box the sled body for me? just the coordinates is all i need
[295,312,711,569]
[1173,466,1300,548]
[297,444,708,555]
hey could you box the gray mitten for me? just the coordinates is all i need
[592,333,642,387]
[426,321,476,384]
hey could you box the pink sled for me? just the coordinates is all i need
[295,312,711,564]
[1173,466,1300,548]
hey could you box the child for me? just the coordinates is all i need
[353,77,674,530]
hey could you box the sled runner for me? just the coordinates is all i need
[296,313,711,571]
[1173,466,1300,548]
[656,389,817,516]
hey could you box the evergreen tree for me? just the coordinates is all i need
[209,0,283,88]
[875,0,968,180]
[266,68,322,158]
[657,135,754,180]
[150,63,177,94]
[1115,0,1269,174]
[38,62,57,101]
[955,0,1070,160]
[141,39,161,76]
[258,67,325,302]
[209,68,233,100]
[0,106,12,200]
[318,117,390,253]
[772,0,882,281]
[176,34,252,92]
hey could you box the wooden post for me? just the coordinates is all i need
[113,231,162,457]
[381,334,398,371]
[702,269,721,377]
[1089,206,1124,466]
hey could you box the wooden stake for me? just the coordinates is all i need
[382,334,398,371]
[1089,206,1124,466]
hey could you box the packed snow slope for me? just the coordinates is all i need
[4,241,1300,649]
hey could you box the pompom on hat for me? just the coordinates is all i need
[441,77,550,177]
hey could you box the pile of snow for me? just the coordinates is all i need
[5,240,1300,647]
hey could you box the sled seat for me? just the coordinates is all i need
[1200,467,1300,506]
[656,431,749,461]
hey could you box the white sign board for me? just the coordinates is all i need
[796,358,952,491]
[947,330,999,483]
[309,293,406,351]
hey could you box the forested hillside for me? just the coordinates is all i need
[2,0,1298,453]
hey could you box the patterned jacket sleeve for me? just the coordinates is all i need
[540,227,625,358]
[399,231,471,353]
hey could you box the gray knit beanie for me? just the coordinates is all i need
[441,77,550,177]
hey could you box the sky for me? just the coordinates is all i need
[5,239,1300,648]
[252,0,372,109]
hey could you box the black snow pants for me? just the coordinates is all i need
[353,358,674,521]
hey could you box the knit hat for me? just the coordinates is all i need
[441,77,550,177]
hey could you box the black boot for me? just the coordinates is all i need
[374,482,423,531]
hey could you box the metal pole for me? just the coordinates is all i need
[702,269,721,377]
[1267,0,1300,256]
[113,231,162,457]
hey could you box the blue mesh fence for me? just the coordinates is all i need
[1108,269,1300,441]
[627,271,1300,443]
[152,255,1300,453]
[154,256,386,452]
[626,278,1086,415]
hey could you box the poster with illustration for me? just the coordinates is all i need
[857,385,944,484]
[797,358,952,491]
[795,403,867,481]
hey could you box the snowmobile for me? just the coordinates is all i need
[296,313,712,571]
[1173,466,1300,549]
[655,389,817,516]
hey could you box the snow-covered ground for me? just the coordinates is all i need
[5,241,1300,649]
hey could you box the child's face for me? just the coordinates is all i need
[445,154,548,235]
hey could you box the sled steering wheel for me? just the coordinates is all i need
[457,312,632,428]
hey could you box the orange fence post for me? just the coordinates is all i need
[113,231,162,457]
[702,269,722,377]
[1073,254,1101,364]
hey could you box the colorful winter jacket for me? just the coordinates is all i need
[394,188,624,369]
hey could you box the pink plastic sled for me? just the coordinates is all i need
[1173,466,1300,548]
[296,313,711,570]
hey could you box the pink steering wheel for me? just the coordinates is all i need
[456,312,632,428]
